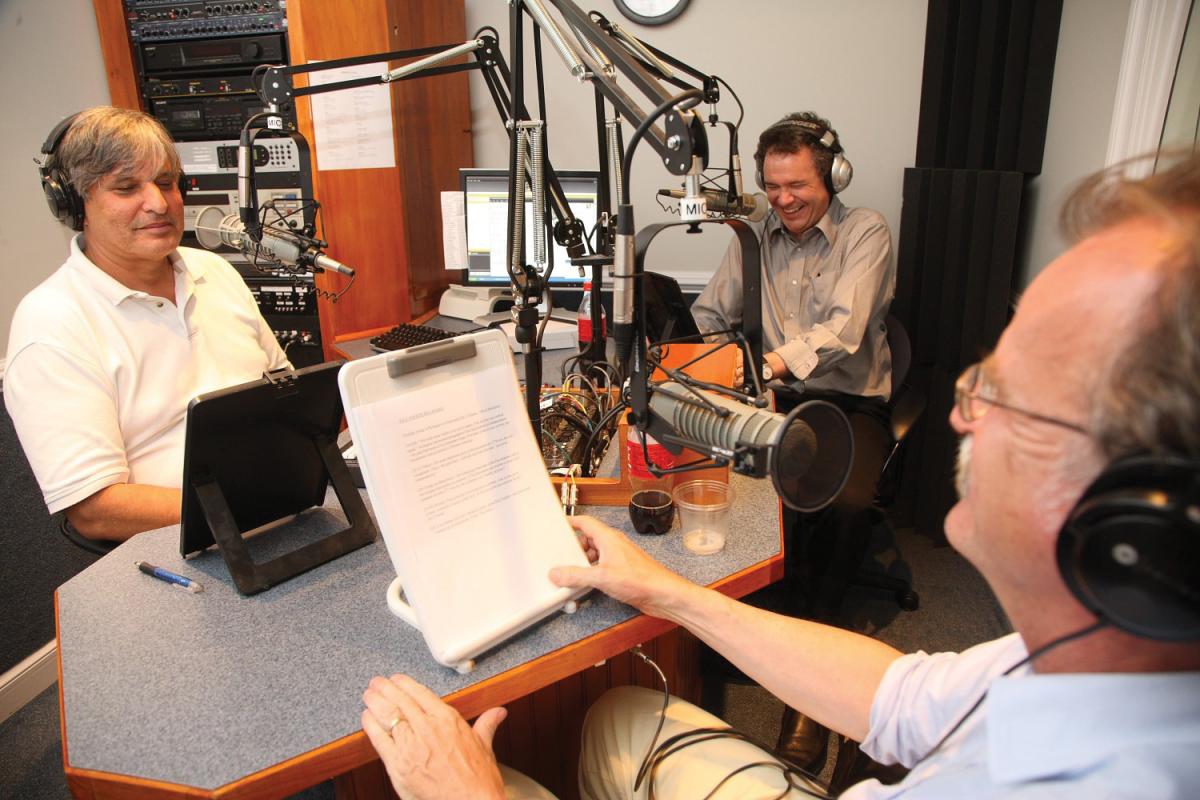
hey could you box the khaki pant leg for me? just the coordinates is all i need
[501,764,561,799]
[579,686,811,800]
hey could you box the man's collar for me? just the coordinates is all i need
[69,235,203,306]
[985,670,1200,784]
[765,195,847,245]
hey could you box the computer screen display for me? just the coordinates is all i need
[461,168,601,288]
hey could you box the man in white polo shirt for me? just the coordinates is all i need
[5,106,289,544]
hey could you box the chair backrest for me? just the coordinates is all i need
[0,400,114,556]
[885,313,912,401]
[0,398,101,674]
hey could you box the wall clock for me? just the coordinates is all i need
[613,0,690,26]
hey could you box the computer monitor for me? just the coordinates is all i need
[461,168,601,289]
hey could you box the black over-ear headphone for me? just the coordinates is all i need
[754,118,853,195]
[40,113,86,231]
[1056,453,1200,641]
[39,112,188,232]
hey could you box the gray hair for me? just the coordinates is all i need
[47,106,181,200]
[1061,152,1200,461]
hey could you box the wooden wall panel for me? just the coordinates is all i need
[389,3,475,317]
[91,0,141,109]
[287,0,473,354]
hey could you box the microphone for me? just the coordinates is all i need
[647,381,854,511]
[194,206,355,276]
[237,131,257,232]
[611,203,637,366]
[658,188,769,223]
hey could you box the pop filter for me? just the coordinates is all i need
[647,383,854,512]
[772,400,853,512]
[194,205,236,251]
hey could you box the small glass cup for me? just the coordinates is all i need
[673,480,735,555]
[628,488,675,535]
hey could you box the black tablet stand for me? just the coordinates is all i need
[181,362,377,595]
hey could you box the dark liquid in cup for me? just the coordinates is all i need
[629,489,674,535]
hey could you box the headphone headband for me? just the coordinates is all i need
[42,113,80,159]
[770,119,841,154]
[754,115,853,194]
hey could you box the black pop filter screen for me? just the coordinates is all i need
[773,400,854,512]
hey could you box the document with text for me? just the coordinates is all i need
[341,333,589,668]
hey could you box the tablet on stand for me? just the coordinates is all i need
[180,361,377,594]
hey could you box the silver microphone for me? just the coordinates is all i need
[194,206,355,276]
[611,204,637,364]
[648,381,854,511]
[658,188,769,223]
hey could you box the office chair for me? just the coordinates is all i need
[1,400,104,676]
[59,516,117,556]
[0,400,115,557]
[851,314,924,610]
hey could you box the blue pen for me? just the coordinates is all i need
[135,561,204,593]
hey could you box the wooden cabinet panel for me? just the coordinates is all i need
[287,0,474,355]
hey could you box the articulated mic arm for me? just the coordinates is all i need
[256,33,593,273]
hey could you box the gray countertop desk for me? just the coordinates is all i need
[57,478,783,798]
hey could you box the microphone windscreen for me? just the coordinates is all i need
[194,206,233,251]
[772,400,854,512]
[777,420,817,477]
[746,193,770,223]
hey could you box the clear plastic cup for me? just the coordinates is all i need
[673,480,735,555]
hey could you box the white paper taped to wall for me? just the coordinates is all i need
[308,61,396,171]
[441,190,467,270]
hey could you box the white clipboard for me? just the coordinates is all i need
[338,329,590,673]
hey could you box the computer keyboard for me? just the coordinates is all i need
[369,323,455,352]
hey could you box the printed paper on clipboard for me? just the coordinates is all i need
[338,329,590,673]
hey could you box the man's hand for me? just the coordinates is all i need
[549,515,697,621]
[734,351,791,387]
[361,673,507,800]
[763,351,791,380]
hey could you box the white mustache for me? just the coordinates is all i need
[954,435,973,499]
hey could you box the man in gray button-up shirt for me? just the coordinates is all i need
[692,112,898,766]
[691,113,895,399]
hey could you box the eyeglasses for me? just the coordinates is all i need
[955,362,1089,434]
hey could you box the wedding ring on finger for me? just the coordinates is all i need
[385,713,405,734]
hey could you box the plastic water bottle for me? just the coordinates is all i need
[577,281,606,351]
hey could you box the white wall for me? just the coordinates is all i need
[1019,0,1132,288]
[462,0,929,289]
[0,0,110,362]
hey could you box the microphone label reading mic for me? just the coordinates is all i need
[681,195,707,222]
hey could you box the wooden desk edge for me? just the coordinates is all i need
[59,550,782,800]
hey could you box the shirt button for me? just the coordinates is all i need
[156,302,164,308]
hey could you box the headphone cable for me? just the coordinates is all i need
[915,618,1110,765]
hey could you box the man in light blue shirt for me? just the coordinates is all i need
[355,157,1200,798]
